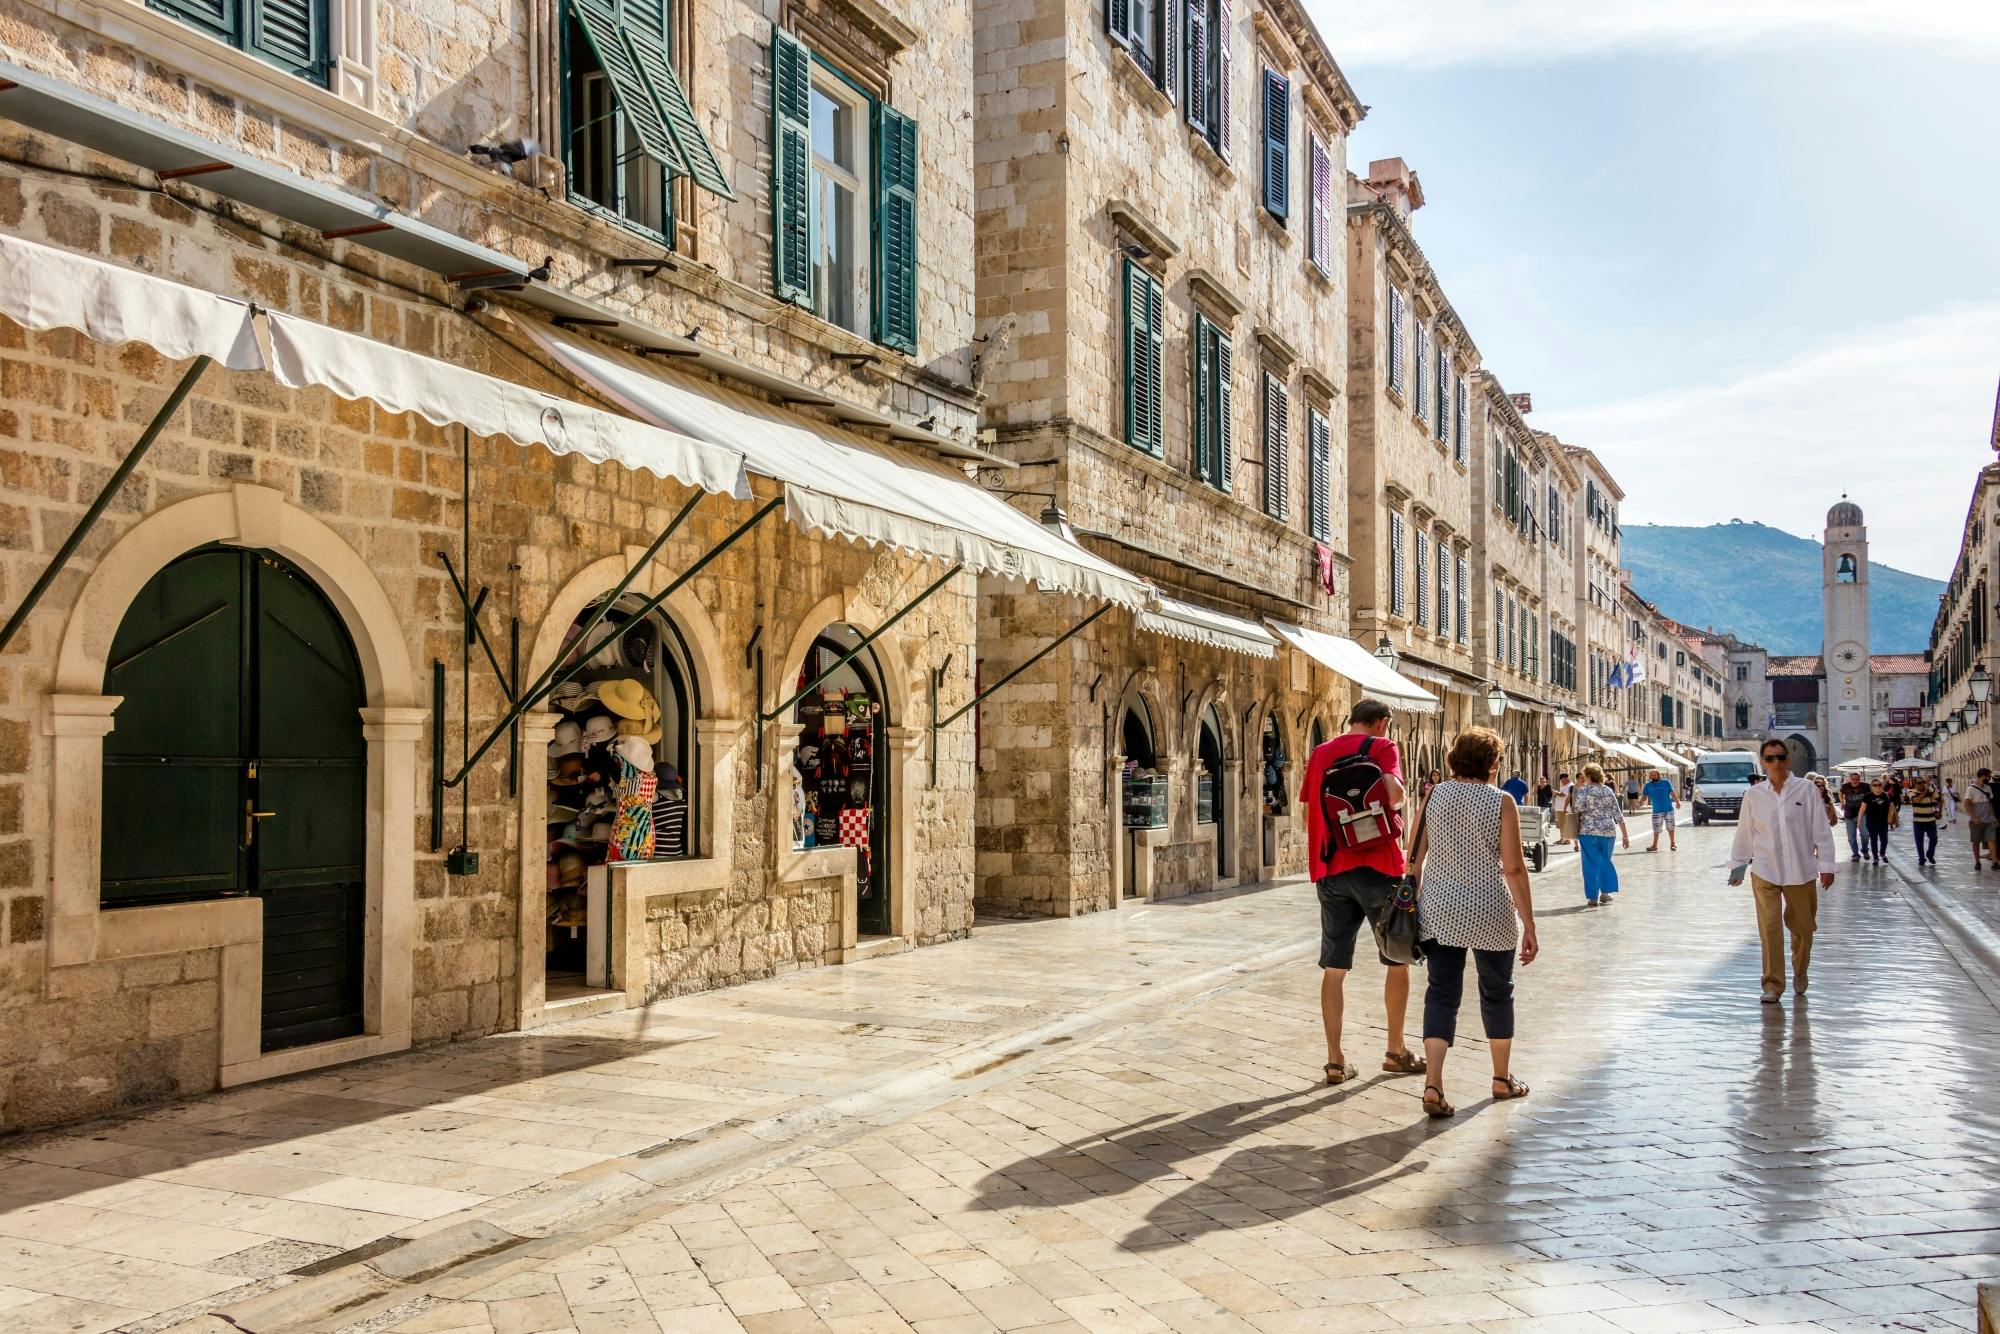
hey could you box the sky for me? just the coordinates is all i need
[1305,0,2000,577]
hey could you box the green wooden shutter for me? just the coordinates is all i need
[574,0,687,173]
[874,104,919,354]
[1192,314,1212,481]
[1123,259,1165,454]
[1261,69,1288,221]
[1107,0,1131,48]
[1215,332,1233,491]
[247,0,326,81]
[770,27,813,306]
[626,27,734,197]
[149,0,237,45]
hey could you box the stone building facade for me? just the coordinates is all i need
[1345,159,1483,777]
[1930,432,2000,784]
[0,0,1101,1131]
[971,0,1368,914]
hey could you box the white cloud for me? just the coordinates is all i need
[1536,303,2000,578]
[1310,0,2000,69]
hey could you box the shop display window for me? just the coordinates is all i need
[791,627,891,936]
[1196,705,1223,827]
[1119,700,1164,828]
[1261,713,1289,815]
[544,594,698,987]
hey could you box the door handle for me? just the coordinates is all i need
[245,801,277,845]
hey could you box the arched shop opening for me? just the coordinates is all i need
[790,625,891,937]
[103,547,367,1052]
[542,592,699,999]
[1260,710,1289,867]
[1309,716,1328,754]
[1118,697,1163,897]
[1197,703,1225,876]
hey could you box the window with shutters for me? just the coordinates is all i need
[770,31,917,353]
[1307,408,1330,541]
[151,0,329,83]
[1413,323,1430,423]
[1109,0,1174,89]
[1259,371,1290,519]
[1184,0,1232,158]
[1454,555,1468,644]
[1436,537,1449,637]
[1433,347,1448,442]
[1261,69,1289,222]
[1307,131,1333,275]
[563,0,730,245]
[1388,508,1406,618]
[1386,286,1407,397]
[1452,377,1467,465]
[1506,597,1518,672]
[1492,597,1503,665]
[1191,313,1234,492]
[1413,534,1428,629]
[1492,424,1505,512]
[1123,259,1166,455]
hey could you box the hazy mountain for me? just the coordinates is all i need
[1620,521,1942,656]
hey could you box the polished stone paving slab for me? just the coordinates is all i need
[4,824,1998,1332]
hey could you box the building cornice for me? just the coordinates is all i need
[1346,196,1477,361]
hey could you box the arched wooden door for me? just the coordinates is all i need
[103,548,367,1052]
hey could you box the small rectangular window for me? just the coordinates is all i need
[1123,259,1166,455]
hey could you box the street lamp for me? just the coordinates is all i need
[1965,701,1980,728]
[1486,683,1508,719]
[1974,665,1992,704]
[1375,634,1399,672]
[1948,712,1964,735]
[1554,708,1568,730]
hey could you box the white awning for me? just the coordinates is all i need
[1136,597,1278,658]
[1561,717,1611,752]
[1606,740,1661,769]
[521,321,1152,609]
[264,313,749,498]
[1264,621,1440,713]
[1636,743,1687,773]
[0,231,261,368]
[0,233,753,500]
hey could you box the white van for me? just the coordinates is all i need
[1691,749,1759,824]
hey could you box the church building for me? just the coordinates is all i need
[1694,499,1929,770]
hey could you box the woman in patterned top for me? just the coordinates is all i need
[1408,727,1539,1119]
[1572,763,1629,906]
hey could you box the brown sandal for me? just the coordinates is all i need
[1323,1060,1359,1085]
[1421,1084,1455,1119]
[1382,1049,1427,1075]
[1491,1075,1530,1100]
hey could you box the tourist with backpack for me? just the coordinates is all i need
[1300,698,1426,1086]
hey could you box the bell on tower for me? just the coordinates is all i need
[1836,553,1857,583]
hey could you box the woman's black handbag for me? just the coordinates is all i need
[1372,792,1428,966]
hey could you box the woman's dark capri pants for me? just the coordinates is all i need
[1421,943,1516,1045]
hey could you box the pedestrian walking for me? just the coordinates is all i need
[1625,774,1641,813]
[1573,764,1628,905]
[1551,772,1575,846]
[1300,698,1426,1085]
[1945,777,1961,826]
[1967,769,1999,871]
[1534,776,1553,810]
[1408,727,1538,1119]
[1861,777,1893,862]
[1501,770,1529,804]
[1806,773,1840,828]
[1642,767,1678,852]
[1729,738,1837,1003]
[1839,773,1867,861]
[1909,778,1940,866]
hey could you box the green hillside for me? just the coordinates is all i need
[1620,521,1942,656]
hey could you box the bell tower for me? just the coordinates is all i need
[1822,496,1872,766]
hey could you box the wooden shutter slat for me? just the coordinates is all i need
[1261,69,1288,220]
[626,25,733,197]
[1185,2,1207,133]
[874,104,919,353]
[247,0,323,80]
[1216,0,1233,160]
[1216,334,1233,492]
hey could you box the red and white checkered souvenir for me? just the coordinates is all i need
[838,806,871,848]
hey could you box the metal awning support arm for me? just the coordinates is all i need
[436,551,514,707]
[760,563,963,723]
[936,602,1110,733]
[443,493,780,788]
[0,353,211,654]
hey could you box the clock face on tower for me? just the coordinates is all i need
[1833,641,1864,671]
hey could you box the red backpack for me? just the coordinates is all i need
[1318,737,1404,862]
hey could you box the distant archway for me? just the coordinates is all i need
[1786,733,1818,775]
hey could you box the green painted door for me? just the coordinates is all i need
[103,548,367,1052]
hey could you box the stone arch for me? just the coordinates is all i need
[770,590,917,727]
[48,483,421,1086]
[527,548,734,720]
[1113,668,1165,767]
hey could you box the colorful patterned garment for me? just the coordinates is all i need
[1572,783,1623,837]
[610,759,657,861]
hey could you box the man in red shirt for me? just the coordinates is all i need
[1299,698,1425,1084]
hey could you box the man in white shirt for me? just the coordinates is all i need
[1729,738,1837,1003]
[1552,772,1574,846]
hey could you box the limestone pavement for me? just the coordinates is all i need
[1,824,1997,1333]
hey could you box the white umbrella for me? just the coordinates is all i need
[1833,757,1889,773]
[1891,757,1939,771]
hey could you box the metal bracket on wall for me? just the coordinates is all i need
[745,625,764,791]
[761,564,964,724]
[929,603,1112,788]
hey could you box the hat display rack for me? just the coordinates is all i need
[544,596,689,954]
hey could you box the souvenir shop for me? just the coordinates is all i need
[542,593,697,991]
[789,626,890,936]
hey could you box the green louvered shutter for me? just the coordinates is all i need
[149,0,237,45]
[770,27,813,306]
[574,0,687,173]
[1215,332,1233,492]
[1123,259,1147,450]
[1191,313,1212,481]
[248,0,325,81]
[625,27,733,197]
[1261,68,1288,221]
[874,104,919,354]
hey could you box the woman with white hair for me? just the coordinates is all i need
[1572,763,1627,906]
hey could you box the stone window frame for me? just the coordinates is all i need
[109,0,379,111]
[46,484,421,1089]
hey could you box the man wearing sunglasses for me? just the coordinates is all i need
[1728,740,1837,1003]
